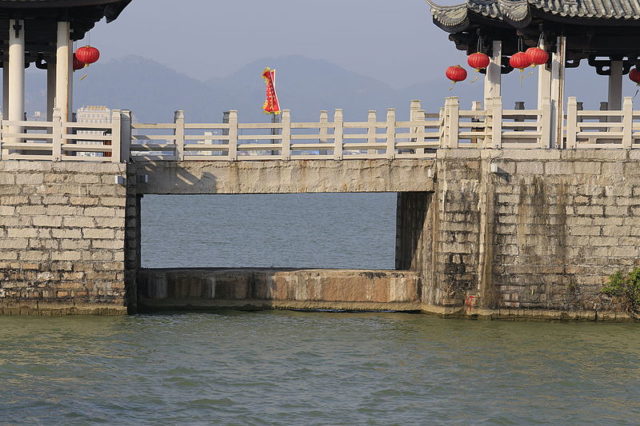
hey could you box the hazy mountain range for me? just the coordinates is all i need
[22,54,611,124]
[24,54,484,123]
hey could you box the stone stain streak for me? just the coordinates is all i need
[506,177,570,309]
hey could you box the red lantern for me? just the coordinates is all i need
[73,54,85,71]
[467,52,490,71]
[525,47,549,66]
[75,46,100,65]
[630,68,640,85]
[509,52,532,70]
[445,65,467,83]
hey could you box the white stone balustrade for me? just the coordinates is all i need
[2,98,640,163]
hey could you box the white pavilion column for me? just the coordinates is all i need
[608,60,623,111]
[484,40,502,107]
[6,19,25,150]
[550,36,566,148]
[8,19,25,127]
[2,48,9,117]
[55,21,72,122]
[537,39,551,109]
[46,56,56,121]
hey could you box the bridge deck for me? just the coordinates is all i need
[135,159,435,194]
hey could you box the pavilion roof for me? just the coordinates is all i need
[428,0,640,33]
[0,0,131,64]
[0,0,131,23]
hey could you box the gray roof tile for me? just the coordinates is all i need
[427,0,640,31]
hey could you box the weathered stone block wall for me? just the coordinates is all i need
[0,161,138,315]
[430,153,482,307]
[425,149,640,317]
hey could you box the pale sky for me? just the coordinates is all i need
[89,0,460,88]
[86,0,635,107]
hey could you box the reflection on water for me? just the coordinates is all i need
[1,313,639,424]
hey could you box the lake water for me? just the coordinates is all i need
[1,313,639,424]
[141,193,397,270]
[2,194,639,424]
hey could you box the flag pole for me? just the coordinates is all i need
[270,112,280,154]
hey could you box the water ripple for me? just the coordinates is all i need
[1,313,639,424]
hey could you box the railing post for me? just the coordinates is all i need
[471,101,481,146]
[222,111,230,135]
[52,107,62,161]
[566,97,578,149]
[623,97,633,149]
[334,109,343,160]
[319,110,329,155]
[228,110,238,161]
[367,110,377,155]
[491,96,502,148]
[174,110,185,161]
[448,97,460,148]
[111,109,122,163]
[442,99,451,148]
[120,110,132,163]
[410,100,424,155]
[281,109,291,160]
[386,108,396,159]
[416,109,426,156]
[540,97,552,148]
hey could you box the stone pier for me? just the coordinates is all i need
[0,161,139,315]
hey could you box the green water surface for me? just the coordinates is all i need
[1,312,638,424]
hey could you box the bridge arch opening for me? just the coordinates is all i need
[141,193,399,270]
[137,191,434,311]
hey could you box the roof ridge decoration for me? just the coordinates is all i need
[426,0,640,33]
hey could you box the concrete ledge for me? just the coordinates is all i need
[418,306,635,322]
[0,302,128,316]
[139,299,422,313]
[138,268,421,310]
[138,268,635,321]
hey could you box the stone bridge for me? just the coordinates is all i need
[2,149,638,320]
